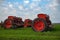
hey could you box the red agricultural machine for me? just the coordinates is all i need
[2,13,52,32]
[24,19,32,28]
[3,16,24,29]
[32,14,52,32]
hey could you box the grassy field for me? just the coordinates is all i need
[0,24,60,40]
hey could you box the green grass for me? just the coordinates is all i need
[0,24,60,40]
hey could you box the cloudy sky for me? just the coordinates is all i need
[0,0,60,23]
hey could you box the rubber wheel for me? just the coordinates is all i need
[4,19,12,29]
[47,20,53,31]
[32,18,48,32]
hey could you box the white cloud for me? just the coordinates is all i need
[45,0,58,11]
[49,2,58,10]
[18,5,24,10]
[24,0,30,4]
[8,4,13,8]
[30,2,38,9]
[0,0,60,23]
[3,7,8,13]
[45,0,58,12]
[22,12,37,20]
[35,7,41,11]
[45,0,60,23]
[43,0,50,2]
[0,6,17,22]
[0,0,4,4]
[15,2,19,5]
[30,3,35,9]
[32,0,41,2]
[49,4,56,10]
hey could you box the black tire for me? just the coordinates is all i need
[47,20,53,31]
[32,18,48,32]
[3,19,13,29]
